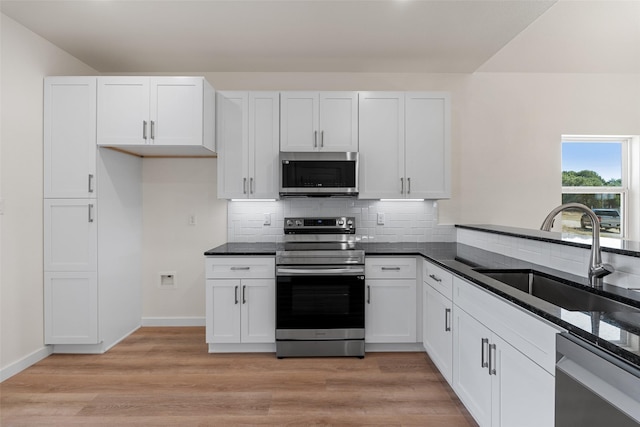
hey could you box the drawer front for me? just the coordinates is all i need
[453,276,561,374]
[205,257,275,279]
[365,257,416,279]
[423,260,453,300]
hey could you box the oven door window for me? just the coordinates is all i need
[277,275,365,329]
[281,161,356,189]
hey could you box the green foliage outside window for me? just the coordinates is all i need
[562,170,622,187]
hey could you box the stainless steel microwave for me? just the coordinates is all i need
[279,152,359,197]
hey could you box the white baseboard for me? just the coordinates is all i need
[141,317,205,327]
[0,345,53,383]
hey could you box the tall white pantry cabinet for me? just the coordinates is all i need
[44,77,142,352]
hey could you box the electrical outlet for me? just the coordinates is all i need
[377,212,385,225]
[188,213,196,226]
[159,272,177,289]
[264,213,271,226]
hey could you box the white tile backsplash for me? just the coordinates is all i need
[457,228,640,291]
[228,199,455,243]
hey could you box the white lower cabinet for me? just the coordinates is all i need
[44,272,98,344]
[423,281,453,384]
[206,279,275,344]
[452,277,557,427]
[365,257,417,343]
[422,259,454,384]
[205,257,275,350]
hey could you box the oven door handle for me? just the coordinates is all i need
[277,267,365,275]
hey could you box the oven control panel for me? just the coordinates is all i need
[284,217,355,234]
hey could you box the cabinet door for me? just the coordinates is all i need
[358,92,405,199]
[97,77,149,145]
[365,279,417,343]
[217,92,249,199]
[44,272,98,344]
[248,92,280,199]
[405,93,451,199]
[206,280,241,344]
[44,77,97,198]
[150,77,204,146]
[280,92,318,151]
[424,284,453,385]
[491,335,554,427]
[241,279,275,343]
[44,199,97,272]
[453,306,492,427]
[318,92,358,152]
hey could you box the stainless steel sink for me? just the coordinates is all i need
[475,269,640,313]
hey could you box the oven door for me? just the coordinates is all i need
[276,265,365,340]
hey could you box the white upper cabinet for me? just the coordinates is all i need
[358,91,451,199]
[405,93,451,199]
[280,91,358,152]
[358,92,405,199]
[44,77,97,198]
[217,91,279,199]
[97,76,215,156]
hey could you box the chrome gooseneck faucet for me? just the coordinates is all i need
[540,203,614,288]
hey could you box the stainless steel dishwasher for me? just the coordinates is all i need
[555,332,640,426]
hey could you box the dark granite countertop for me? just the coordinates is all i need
[204,242,278,256]
[457,224,640,258]
[364,241,640,369]
[205,240,640,368]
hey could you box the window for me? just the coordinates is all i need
[561,136,629,239]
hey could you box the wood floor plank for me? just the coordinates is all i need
[0,327,478,426]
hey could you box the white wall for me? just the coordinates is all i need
[0,14,97,377]
[454,72,640,234]
[141,158,226,323]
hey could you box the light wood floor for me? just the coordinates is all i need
[1,327,477,426]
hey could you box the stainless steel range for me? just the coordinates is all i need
[275,217,365,358]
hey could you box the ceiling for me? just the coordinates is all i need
[1,0,639,74]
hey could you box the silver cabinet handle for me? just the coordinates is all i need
[150,120,155,141]
[367,285,371,304]
[234,285,239,304]
[230,266,250,271]
[381,266,401,271]
[242,285,246,304]
[400,177,404,194]
[445,308,451,332]
[320,130,324,148]
[314,130,318,148]
[429,274,442,283]
[407,177,411,194]
[250,177,254,194]
[88,174,94,193]
[489,343,497,375]
[481,338,489,368]
[243,178,247,194]
[88,203,94,223]
[143,120,148,141]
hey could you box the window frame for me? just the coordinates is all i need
[561,135,630,239]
